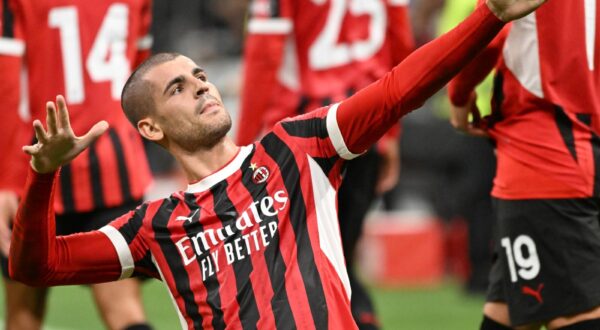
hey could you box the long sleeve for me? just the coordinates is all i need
[334,3,504,154]
[9,168,122,286]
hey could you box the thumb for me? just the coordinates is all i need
[80,121,109,146]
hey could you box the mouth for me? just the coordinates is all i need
[198,99,221,115]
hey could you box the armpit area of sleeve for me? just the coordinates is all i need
[326,103,363,160]
[99,225,135,280]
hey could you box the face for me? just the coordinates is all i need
[142,56,232,152]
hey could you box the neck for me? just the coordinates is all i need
[173,137,240,183]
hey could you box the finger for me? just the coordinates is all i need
[46,101,59,135]
[22,143,41,155]
[467,127,490,138]
[32,119,49,144]
[56,95,72,133]
[80,121,109,147]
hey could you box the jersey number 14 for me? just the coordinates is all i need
[49,4,130,104]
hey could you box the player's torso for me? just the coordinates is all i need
[490,1,600,199]
[14,0,149,129]
[285,0,395,102]
[146,143,353,329]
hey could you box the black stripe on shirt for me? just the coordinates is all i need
[554,106,578,162]
[576,114,600,196]
[310,156,339,178]
[269,0,280,17]
[240,148,296,329]
[60,164,76,214]
[261,132,328,329]
[118,203,147,245]
[489,72,505,126]
[108,128,133,203]
[152,198,203,330]
[210,181,260,330]
[2,0,14,38]
[88,140,106,209]
[281,117,328,139]
[181,193,226,330]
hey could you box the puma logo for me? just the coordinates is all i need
[176,209,199,223]
[521,283,544,304]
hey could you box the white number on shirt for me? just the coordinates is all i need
[49,4,130,104]
[309,0,386,70]
[501,235,541,283]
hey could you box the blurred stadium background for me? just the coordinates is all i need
[4,0,498,328]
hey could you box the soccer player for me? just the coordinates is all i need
[236,1,414,328]
[9,0,544,328]
[0,0,154,329]
[448,1,600,329]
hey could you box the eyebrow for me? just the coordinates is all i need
[162,67,205,95]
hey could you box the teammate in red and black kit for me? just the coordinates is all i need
[448,1,600,329]
[0,0,153,329]
[8,0,544,329]
[236,1,414,328]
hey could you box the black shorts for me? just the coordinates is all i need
[1,200,141,278]
[487,198,600,326]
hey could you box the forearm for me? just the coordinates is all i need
[337,3,504,153]
[9,168,121,286]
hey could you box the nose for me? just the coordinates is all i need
[195,81,209,98]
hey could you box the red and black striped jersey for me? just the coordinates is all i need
[236,0,414,145]
[449,0,600,199]
[10,4,505,329]
[106,107,356,329]
[0,0,153,213]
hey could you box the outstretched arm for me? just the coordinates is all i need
[8,96,122,286]
[331,0,544,155]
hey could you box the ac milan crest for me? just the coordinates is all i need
[252,165,270,184]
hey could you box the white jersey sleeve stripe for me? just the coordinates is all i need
[99,225,135,280]
[248,18,292,34]
[326,103,361,160]
[0,38,24,56]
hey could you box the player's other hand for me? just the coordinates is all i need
[22,95,109,174]
[450,92,489,138]
[0,191,17,256]
[486,0,546,22]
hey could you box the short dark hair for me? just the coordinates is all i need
[121,52,182,127]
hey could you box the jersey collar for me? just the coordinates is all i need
[186,145,254,194]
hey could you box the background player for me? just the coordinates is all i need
[0,0,154,329]
[448,0,600,329]
[236,1,414,327]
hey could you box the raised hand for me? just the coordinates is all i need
[486,0,547,22]
[22,95,109,174]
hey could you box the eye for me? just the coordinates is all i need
[172,85,183,95]
[196,73,207,82]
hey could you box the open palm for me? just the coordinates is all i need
[23,95,109,174]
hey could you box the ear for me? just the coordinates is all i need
[137,117,164,142]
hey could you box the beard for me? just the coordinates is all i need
[167,110,233,153]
